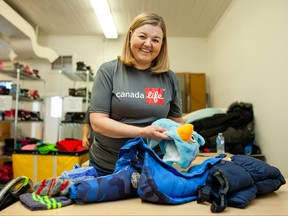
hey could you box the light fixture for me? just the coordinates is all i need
[90,0,118,39]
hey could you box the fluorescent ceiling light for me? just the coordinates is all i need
[90,0,118,39]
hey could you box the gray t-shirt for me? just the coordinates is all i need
[89,59,182,170]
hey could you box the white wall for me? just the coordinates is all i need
[169,37,208,73]
[208,0,288,177]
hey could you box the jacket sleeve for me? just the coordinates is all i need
[231,155,286,196]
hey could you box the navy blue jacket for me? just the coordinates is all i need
[197,154,286,213]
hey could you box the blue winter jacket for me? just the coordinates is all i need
[70,136,223,204]
[115,136,223,204]
[197,154,286,213]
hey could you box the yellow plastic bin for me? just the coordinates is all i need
[12,150,89,184]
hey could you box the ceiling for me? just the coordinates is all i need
[3,0,232,38]
[0,0,232,62]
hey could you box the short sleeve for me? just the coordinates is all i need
[167,71,182,117]
[90,60,117,115]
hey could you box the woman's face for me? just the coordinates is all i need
[130,24,163,69]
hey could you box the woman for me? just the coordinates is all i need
[89,12,183,176]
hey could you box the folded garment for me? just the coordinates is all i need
[34,177,73,196]
[19,192,73,211]
[231,155,286,196]
[21,144,36,151]
[197,155,286,213]
[36,142,58,154]
[59,164,98,182]
[56,139,84,152]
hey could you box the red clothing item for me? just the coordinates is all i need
[56,139,84,152]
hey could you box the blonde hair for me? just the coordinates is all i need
[119,12,170,73]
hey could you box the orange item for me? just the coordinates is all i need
[176,124,194,142]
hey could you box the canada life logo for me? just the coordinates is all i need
[145,88,164,105]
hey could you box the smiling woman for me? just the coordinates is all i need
[88,12,184,176]
[120,12,170,73]
[129,24,163,70]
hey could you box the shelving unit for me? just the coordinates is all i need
[0,68,45,150]
[61,70,93,110]
[1,69,92,184]
[57,70,93,141]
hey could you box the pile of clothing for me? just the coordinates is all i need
[185,101,258,155]
[6,138,85,154]
[12,118,286,213]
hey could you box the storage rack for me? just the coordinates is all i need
[0,68,45,149]
[57,70,93,140]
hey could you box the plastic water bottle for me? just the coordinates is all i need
[216,133,225,155]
